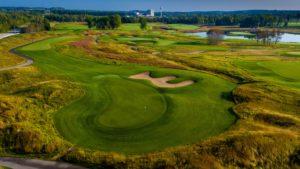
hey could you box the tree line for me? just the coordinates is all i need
[45,13,300,28]
[85,15,122,29]
[0,11,51,33]
[1,9,300,33]
[44,9,300,28]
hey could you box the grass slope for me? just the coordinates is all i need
[235,60,300,89]
[17,36,236,154]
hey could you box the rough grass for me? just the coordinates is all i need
[0,33,52,68]
[0,67,83,154]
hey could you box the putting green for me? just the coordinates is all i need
[17,36,236,154]
[95,76,167,129]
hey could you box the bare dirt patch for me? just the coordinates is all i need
[129,71,194,88]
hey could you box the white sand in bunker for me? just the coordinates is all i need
[129,71,194,88]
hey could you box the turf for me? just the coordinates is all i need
[235,60,300,89]
[53,22,89,31]
[288,22,300,28]
[21,36,78,51]
[17,36,236,154]
[258,61,300,81]
[168,24,199,30]
[228,31,255,36]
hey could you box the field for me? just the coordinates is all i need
[288,21,300,29]
[0,22,299,168]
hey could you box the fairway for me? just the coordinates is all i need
[235,60,300,89]
[17,36,236,154]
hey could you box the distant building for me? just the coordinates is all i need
[136,11,142,16]
[134,9,155,17]
[147,9,155,17]
[150,9,155,17]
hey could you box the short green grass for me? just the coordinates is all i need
[288,22,300,28]
[285,51,300,57]
[228,31,255,36]
[18,36,236,154]
[235,60,300,89]
[258,61,300,81]
[168,24,199,30]
[53,22,89,31]
[21,36,78,51]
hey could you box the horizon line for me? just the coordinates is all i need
[1,6,300,13]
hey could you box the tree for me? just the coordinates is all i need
[254,29,282,45]
[139,17,147,30]
[207,28,224,45]
[95,16,111,29]
[43,19,51,31]
[109,14,122,29]
[94,15,122,30]
[85,16,94,29]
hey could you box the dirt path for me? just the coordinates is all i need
[0,157,86,169]
[130,71,194,88]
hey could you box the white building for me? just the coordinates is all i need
[150,9,155,17]
[135,9,155,17]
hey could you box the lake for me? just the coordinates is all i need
[191,32,300,43]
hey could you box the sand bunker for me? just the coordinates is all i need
[129,72,194,88]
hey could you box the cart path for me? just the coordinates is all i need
[0,157,87,169]
[0,33,34,72]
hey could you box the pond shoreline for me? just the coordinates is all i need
[190,31,300,43]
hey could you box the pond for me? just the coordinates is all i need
[191,32,300,43]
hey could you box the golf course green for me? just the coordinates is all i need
[17,36,236,154]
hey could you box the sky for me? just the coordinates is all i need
[0,0,300,11]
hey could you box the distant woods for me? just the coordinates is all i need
[86,14,122,30]
[1,8,300,33]
[0,11,51,33]
[43,10,300,28]
[20,18,51,33]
